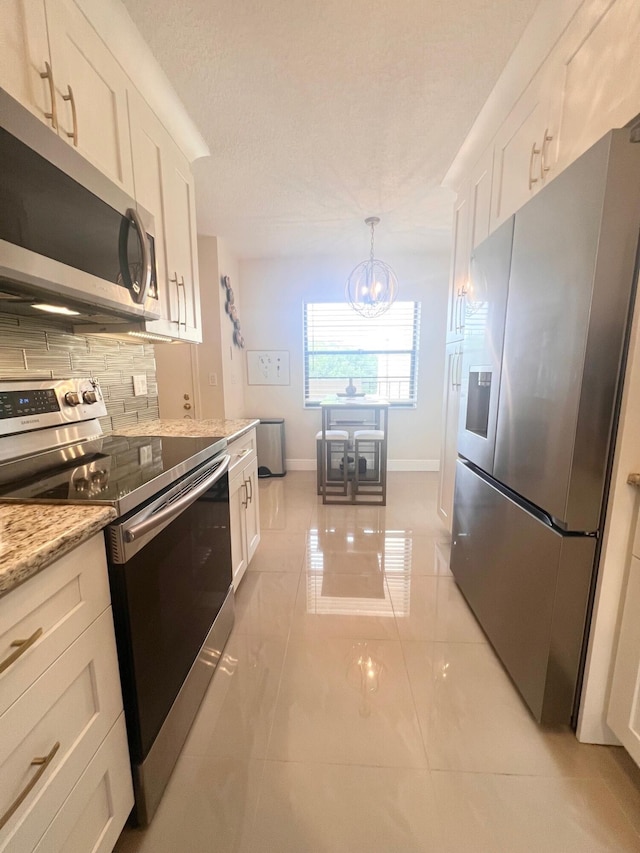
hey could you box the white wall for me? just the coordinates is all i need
[239,252,449,467]
[191,236,225,418]
[217,238,245,418]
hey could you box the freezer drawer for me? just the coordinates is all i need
[451,459,596,724]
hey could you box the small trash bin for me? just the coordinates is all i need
[256,418,286,477]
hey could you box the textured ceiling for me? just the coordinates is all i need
[122,0,539,259]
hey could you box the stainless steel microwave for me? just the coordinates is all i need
[0,89,160,324]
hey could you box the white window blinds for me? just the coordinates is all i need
[303,301,420,405]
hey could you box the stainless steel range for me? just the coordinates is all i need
[0,378,234,825]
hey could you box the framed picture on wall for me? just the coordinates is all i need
[247,351,290,385]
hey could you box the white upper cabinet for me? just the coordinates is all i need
[129,89,202,342]
[469,145,495,251]
[128,89,181,337]
[44,0,134,193]
[0,1,52,128]
[554,0,640,173]
[162,143,202,343]
[446,185,470,342]
[0,0,134,194]
[490,61,559,231]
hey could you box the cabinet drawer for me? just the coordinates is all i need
[228,429,257,473]
[33,714,132,853]
[0,609,123,852]
[0,535,111,717]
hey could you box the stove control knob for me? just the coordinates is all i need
[83,390,98,404]
[64,391,81,407]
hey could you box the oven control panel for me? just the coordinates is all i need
[0,378,107,438]
[0,388,60,419]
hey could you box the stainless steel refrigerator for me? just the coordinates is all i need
[451,129,640,725]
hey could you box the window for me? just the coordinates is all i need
[303,301,420,406]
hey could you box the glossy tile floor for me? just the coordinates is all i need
[116,472,640,852]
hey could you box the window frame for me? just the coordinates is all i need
[302,300,421,409]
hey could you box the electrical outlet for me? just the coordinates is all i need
[208,373,218,386]
[133,374,147,396]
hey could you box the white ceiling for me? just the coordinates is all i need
[122,0,539,259]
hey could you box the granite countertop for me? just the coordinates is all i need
[114,418,259,442]
[0,504,117,597]
[628,473,640,486]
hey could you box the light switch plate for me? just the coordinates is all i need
[133,374,147,396]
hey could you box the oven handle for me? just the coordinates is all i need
[123,454,231,543]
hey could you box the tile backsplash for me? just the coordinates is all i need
[0,313,158,433]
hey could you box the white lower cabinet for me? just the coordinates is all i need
[607,514,640,765]
[228,430,261,590]
[33,714,131,853]
[0,534,133,853]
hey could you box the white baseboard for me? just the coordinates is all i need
[286,459,440,472]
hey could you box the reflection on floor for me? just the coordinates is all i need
[115,471,640,852]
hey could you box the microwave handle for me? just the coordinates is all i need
[123,454,231,543]
[122,207,152,305]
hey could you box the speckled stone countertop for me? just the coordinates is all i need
[114,418,259,442]
[628,473,640,486]
[0,504,116,597]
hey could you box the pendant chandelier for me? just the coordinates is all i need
[345,217,399,318]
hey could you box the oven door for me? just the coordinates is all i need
[106,454,232,765]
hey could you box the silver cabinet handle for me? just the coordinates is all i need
[169,273,180,325]
[241,481,248,508]
[528,141,541,190]
[123,455,231,542]
[40,61,58,130]
[0,741,60,831]
[245,476,253,504]
[0,627,43,674]
[540,129,553,180]
[62,85,78,146]
[451,350,458,390]
[178,276,187,329]
[456,348,463,388]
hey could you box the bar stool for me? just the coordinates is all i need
[316,429,349,498]
[353,429,387,505]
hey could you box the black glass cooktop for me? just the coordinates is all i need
[0,433,227,515]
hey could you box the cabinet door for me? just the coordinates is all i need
[128,90,181,336]
[0,609,123,853]
[229,467,249,591]
[446,187,470,342]
[469,147,494,250]
[32,714,132,853]
[44,0,134,193]
[490,63,557,231]
[163,142,202,343]
[244,455,261,564]
[154,342,198,419]
[555,0,640,173]
[437,342,463,529]
[0,0,53,128]
[608,554,640,766]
